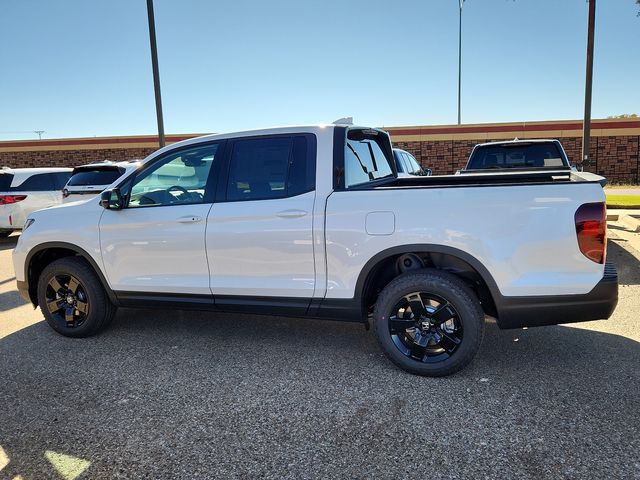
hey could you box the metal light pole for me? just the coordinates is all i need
[34,130,45,140]
[457,0,464,125]
[146,0,165,148]
[581,0,596,170]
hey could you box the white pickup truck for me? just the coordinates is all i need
[13,125,618,376]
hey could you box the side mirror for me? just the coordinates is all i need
[100,188,124,210]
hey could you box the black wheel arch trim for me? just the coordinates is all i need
[353,244,618,329]
[354,243,503,311]
[21,243,617,329]
[24,241,118,306]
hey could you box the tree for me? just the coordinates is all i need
[607,114,639,119]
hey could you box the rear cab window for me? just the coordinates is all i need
[467,142,567,170]
[67,168,124,187]
[344,128,394,188]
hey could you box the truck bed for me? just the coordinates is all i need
[381,169,605,189]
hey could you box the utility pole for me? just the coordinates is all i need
[457,0,464,125]
[146,0,165,148]
[581,0,596,170]
[34,130,45,140]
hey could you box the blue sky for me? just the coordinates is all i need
[1,0,638,140]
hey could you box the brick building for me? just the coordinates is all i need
[389,118,640,184]
[1,118,639,183]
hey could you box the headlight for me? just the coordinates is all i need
[23,218,35,231]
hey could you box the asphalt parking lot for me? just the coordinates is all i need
[1,228,638,479]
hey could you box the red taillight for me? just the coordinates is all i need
[0,195,27,205]
[575,202,606,264]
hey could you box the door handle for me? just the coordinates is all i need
[276,209,308,219]
[176,215,203,223]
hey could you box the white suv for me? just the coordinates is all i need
[62,161,140,203]
[0,167,72,237]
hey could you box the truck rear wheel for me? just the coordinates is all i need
[373,269,484,377]
[37,257,117,338]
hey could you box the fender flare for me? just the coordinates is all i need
[354,243,503,311]
[24,241,118,305]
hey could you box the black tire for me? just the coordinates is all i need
[0,230,12,238]
[37,257,117,338]
[373,268,484,377]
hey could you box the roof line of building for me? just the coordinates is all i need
[0,118,638,152]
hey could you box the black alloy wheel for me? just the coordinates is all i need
[373,269,484,377]
[44,273,89,329]
[37,257,116,337]
[388,292,463,363]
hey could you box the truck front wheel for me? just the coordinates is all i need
[37,257,117,338]
[373,269,484,377]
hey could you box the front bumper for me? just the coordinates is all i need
[496,263,618,329]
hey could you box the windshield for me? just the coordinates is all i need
[67,168,124,187]
[467,142,566,170]
[345,129,394,187]
[406,153,422,174]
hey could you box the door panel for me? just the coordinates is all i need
[100,204,213,294]
[207,191,316,297]
[99,142,222,294]
[206,134,316,299]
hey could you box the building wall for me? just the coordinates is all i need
[0,147,157,170]
[1,119,639,183]
[388,119,640,184]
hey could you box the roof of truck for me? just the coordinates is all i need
[146,124,378,160]
[473,139,559,148]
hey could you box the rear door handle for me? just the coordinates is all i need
[177,215,203,223]
[276,209,308,219]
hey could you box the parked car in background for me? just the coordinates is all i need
[13,125,617,377]
[0,167,72,237]
[393,148,431,177]
[460,139,570,173]
[63,160,140,203]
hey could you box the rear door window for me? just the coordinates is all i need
[12,173,55,191]
[51,172,72,189]
[226,135,315,201]
[68,168,123,187]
